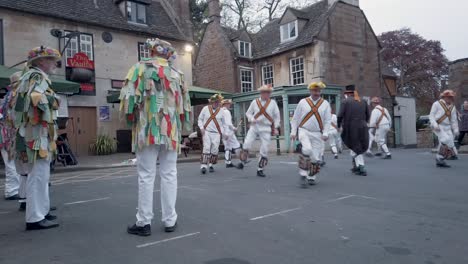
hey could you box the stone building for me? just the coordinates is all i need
[0,0,193,156]
[449,58,468,107]
[194,0,390,151]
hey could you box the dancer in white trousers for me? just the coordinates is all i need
[1,72,21,200]
[198,94,225,174]
[369,96,392,159]
[240,84,280,177]
[14,46,62,230]
[328,113,341,159]
[221,99,243,168]
[429,90,459,168]
[291,82,331,187]
[121,39,192,236]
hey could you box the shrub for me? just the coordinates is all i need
[89,135,117,155]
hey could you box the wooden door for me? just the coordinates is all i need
[58,107,97,157]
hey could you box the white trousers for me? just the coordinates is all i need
[367,130,375,152]
[202,131,221,168]
[26,159,50,223]
[328,131,339,155]
[136,145,177,227]
[223,134,241,164]
[243,125,271,158]
[299,128,324,163]
[350,150,365,167]
[1,148,20,198]
[375,124,391,154]
[434,125,457,159]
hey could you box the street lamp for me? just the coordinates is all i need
[184,44,193,53]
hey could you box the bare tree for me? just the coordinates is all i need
[222,0,252,29]
[262,0,284,21]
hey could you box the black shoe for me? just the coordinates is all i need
[45,214,57,221]
[26,219,59,230]
[299,176,308,188]
[375,153,383,157]
[5,194,19,201]
[257,170,266,177]
[383,154,392,159]
[19,202,26,211]
[351,167,359,174]
[201,167,207,174]
[209,166,215,173]
[320,161,326,167]
[164,222,177,233]
[436,160,450,168]
[127,224,151,236]
[308,177,317,186]
[236,163,244,170]
[358,165,367,176]
[50,206,57,211]
[226,163,235,168]
[365,152,374,158]
[334,155,338,159]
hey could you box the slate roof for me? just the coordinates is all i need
[0,0,191,41]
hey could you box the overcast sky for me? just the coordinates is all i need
[359,0,468,61]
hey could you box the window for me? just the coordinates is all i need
[290,57,304,85]
[238,41,251,58]
[280,20,298,42]
[262,65,274,86]
[138,42,150,60]
[127,1,147,24]
[64,31,94,66]
[240,68,253,93]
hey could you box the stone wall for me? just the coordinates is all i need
[449,58,468,107]
[417,129,435,148]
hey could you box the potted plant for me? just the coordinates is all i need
[89,135,117,155]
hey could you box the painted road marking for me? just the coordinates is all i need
[250,207,302,221]
[278,162,296,165]
[136,232,201,248]
[326,195,355,203]
[327,193,378,203]
[64,197,110,205]
[0,211,11,214]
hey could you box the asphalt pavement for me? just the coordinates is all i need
[0,149,467,264]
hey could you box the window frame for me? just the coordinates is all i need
[64,31,94,67]
[127,1,147,24]
[238,41,251,58]
[261,64,274,86]
[280,20,298,43]
[289,56,305,86]
[138,42,150,61]
[240,67,254,93]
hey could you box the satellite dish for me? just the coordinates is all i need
[102,32,113,43]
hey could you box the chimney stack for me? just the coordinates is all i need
[208,0,221,23]
[328,0,359,8]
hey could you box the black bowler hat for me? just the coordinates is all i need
[345,85,355,92]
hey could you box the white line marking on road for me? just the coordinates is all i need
[336,193,378,200]
[278,162,296,165]
[64,197,110,205]
[250,207,302,221]
[326,195,355,203]
[136,232,201,248]
[0,211,11,214]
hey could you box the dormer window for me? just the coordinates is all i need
[238,41,251,58]
[127,1,146,24]
[280,20,298,43]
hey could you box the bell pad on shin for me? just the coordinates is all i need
[210,154,218,164]
[240,150,249,162]
[298,155,311,170]
[439,144,455,159]
[201,153,210,164]
[310,163,320,176]
[258,156,268,168]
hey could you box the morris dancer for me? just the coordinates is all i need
[290,82,331,187]
[429,90,459,168]
[240,84,280,177]
[14,46,61,230]
[198,94,225,174]
[121,38,191,236]
[1,72,21,201]
[338,85,370,176]
[328,111,340,159]
[369,96,392,159]
[221,99,243,169]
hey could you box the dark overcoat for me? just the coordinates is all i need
[337,97,370,155]
[460,108,468,132]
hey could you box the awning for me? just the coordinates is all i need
[106,85,233,106]
[0,65,80,95]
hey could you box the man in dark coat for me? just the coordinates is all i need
[338,85,370,176]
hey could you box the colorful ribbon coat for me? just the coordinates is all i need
[13,67,60,163]
[119,57,191,152]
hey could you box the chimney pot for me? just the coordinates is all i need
[208,0,221,22]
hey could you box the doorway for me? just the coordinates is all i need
[59,107,97,157]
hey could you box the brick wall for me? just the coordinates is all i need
[318,3,383,98]
[193,21,238,93]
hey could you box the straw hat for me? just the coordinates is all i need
[209,93,224,103]
[439,90,455,98]
[27,46,61,64]
[222,99,233,105]
[308,81,326,90]
[258,84,273,92]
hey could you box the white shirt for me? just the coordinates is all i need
[222,107,236,137]
[198,105,225,134]
[429,100,459,132]
[369,105,391,128]
[245,98,281,128]
[328,114,338,134]
[290,96,332,136]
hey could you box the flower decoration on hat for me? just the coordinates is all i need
[440,89,455,98]
[258,84,273,92]
[27,46,61,64]
[209,93,224,103]
[144,38,177,61]
[308,81,326,90]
